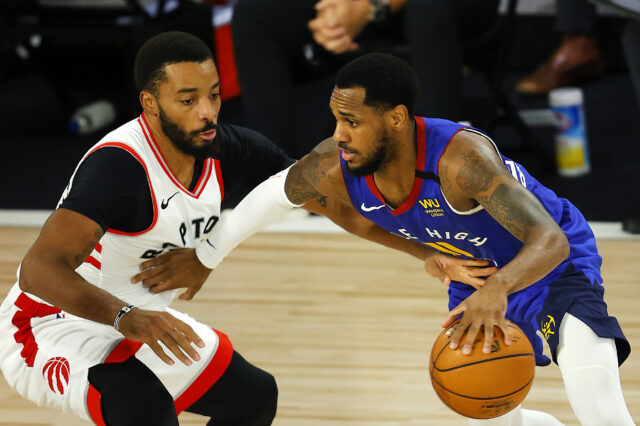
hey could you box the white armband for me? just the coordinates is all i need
[195,165,302,269]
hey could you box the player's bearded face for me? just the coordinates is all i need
[343,126,391,177]
[158,106,218,159]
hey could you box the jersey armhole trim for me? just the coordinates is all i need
[85,143,159,236]
[214,159,224,201]
[436,126,486,216]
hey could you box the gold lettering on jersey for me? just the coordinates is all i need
[419,198,444,217]
[541,315,556,339]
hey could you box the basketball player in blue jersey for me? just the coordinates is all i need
[156,53,633,425]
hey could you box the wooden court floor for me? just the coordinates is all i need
[0,226,638,425]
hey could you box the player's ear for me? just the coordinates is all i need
[140,90,158,116]
[387,104,409,131]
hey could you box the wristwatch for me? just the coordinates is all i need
[368,0,390,22]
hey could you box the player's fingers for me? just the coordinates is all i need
[131,266,164,286]
[467,266,498,277]
[483,324,495,354]
[459,259,491,267]
[160,332,194,366]
[443,305,464,328]
[149,340,174,365]
[314,0,332,11]
[464,276,486,289]
[178,287,198,301]
[149,281,179,294]
[448,317,468,350]
[173,319,205,349]
[139,255,166,271]
[441,274,451,286]
[499,319,512,345]
[462,322,481,355]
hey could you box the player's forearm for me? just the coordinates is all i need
[484,225,569,294]
[196,166,301,268]
[19,252,127,326]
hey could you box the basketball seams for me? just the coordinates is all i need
[433,352,535,372]
[431,374,534,400]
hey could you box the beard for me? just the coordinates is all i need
[344,127,392,177]
[158,106,218,159]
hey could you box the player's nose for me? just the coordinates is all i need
[333,123,349,143]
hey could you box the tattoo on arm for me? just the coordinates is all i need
[478,183,534,241]
[285,150,335,205]
[316,195,328,207]
[72,228,103,267]
[455,150,494,193]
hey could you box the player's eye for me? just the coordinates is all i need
[181,99,194,105]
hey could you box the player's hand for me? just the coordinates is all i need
[118,308,205,365]
[442,281,511,355]
[131,248,212,300]
[424,255,498,289]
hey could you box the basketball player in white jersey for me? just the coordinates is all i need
[0,32,496,425]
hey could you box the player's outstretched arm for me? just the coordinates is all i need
[19,208,204,365]
[440,131,570,355]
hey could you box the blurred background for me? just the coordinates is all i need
[0,0,638,223]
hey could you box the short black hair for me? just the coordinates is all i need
[335,53,419,116]
[134,31,214,95]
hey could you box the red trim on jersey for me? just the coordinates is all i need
[436,126,467,180]
[85,143,158,236]
[214,159,224,201]
[87,384,106,426]
[95,243,102,253]
[85,338,143,425]
[84,255,101,270]
[363,117,428,216]
[12,293,61,367]
[174,329,233,414]
[138,114,212,199]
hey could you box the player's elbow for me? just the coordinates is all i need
[548,227,570,264]
[18,250,38,293]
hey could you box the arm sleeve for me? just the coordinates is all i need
[195,165,302,269]
[59,147,154,233]
[217,123,295,203]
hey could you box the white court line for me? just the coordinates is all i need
[0,209,639,240]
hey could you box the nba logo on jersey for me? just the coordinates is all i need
[42,357,70,395]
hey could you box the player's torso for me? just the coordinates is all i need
[340,117,601,282]
[64,115,223,309]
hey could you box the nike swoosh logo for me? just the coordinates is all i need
[360,202,385,212]
[161,192,179,209]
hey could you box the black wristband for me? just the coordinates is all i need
[113,304,136,332]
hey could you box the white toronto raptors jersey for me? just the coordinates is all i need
[52,113,223,310]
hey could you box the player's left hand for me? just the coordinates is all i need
[424,254,498,289]
[131,248,212,300]
[442,281,511,355]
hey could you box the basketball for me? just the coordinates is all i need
[429,320,535,419]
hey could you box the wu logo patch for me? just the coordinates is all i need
[419,198,444,217]
[541,315,556,339]
[42,357,70,395]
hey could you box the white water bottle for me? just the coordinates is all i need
[548,88,591,177]
[68,100,116,135]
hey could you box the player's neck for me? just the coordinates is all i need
[373,125,416,209]
[145,117,195,188]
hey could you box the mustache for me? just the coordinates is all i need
[338,142,358,154]
[191,121,218,136]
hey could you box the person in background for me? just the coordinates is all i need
[516,0,604,95]
[231,0,499,158]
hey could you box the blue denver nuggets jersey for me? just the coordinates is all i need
[340,117,603,364]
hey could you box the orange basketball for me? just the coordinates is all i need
[429,320,535,419]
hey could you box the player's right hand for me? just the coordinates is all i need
[118,309,205,366]
[424,255,498,289]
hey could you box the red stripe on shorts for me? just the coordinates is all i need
[174,329,234,414]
